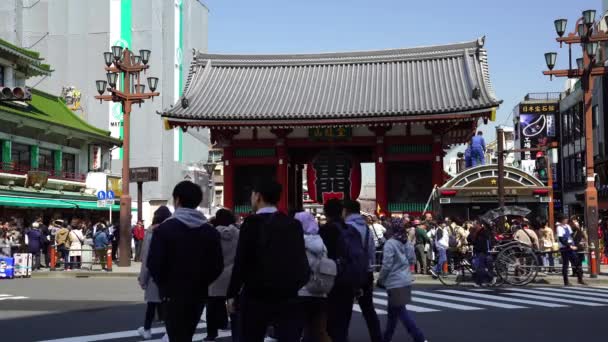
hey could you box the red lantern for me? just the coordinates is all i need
[306,150,361,204]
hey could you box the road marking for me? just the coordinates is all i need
[470,289,493,292]
[374,291,483,310]
[363,296,437,313]
[412,297,483,310]
[508,288,608,303]
[354,304,388,315]
[536,287,608,298]
[564,286,608,294]
[412,291,526,309]
[0,296,28,301]
[505,292,605,306]
[0,294,12,297]
[37,323,206,342]
[439,290,566,308]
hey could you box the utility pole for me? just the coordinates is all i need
[544,11,604,277]
[497,127,505,231]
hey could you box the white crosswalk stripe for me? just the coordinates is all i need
[411,291,526,309]
[0,294,28,301]
[560,286,608,294]
[507,288,608,303]
[505,292,606,306]
[374,291,483,310]
[439,289,566,307]
[535,287,608,298]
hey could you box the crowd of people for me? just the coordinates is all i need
[136,180,428,342]
[0,214,145,271]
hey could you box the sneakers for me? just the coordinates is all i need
[578,279,588,286]
[472,283,482,288]
[137,327,152,340]
[489,277,497,286]
[429,269,438,279]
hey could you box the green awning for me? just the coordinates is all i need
[0,195,120,211]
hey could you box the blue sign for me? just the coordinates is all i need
[107,191,115,200]
[97,191,107,200]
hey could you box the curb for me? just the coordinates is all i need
[31,270,139,278]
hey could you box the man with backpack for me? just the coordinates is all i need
[93,225,110,271]
[343,200,382,342]
[147,181,224,341]
[227,180,310,342]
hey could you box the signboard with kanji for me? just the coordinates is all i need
[308,127,352,141]
[519,102,559,160]
[129,167,159,183]
[519,103,558,114]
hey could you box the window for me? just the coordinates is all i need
[62,153,76,175]
[593,105,599,128]
[10,143,30,170]
[39,148,54,170]
[0,65,4,86]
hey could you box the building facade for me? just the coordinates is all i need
[0,39,121,222]
[0,0,211,222]
[162,38,501,216]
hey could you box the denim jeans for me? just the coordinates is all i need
[542,252,555,270]
[383,306,425,342]
[434,247,447,274]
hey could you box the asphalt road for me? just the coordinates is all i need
[0,278,606,342]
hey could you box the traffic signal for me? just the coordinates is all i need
[0,87,32,101]
[535,156,548,180]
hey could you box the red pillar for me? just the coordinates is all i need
[375,136,388,216]
[223,146,234,210]
[431,137,443,188]
[276,144,289,213]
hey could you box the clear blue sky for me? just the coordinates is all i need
[203,0,600,180]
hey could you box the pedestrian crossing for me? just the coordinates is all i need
[0,293,28,301]
[36,286,608,342]
[368,286,608,315]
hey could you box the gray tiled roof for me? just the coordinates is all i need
[162,37,501,124]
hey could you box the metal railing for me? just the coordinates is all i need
[524,92,562,101]
[0,162,86,182]
[49,245,112,271]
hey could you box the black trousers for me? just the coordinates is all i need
[357,272,383,342]
[326,286,355,342]
[165,298,205,342]
[239,294,302,342]
[144,302,162,330]
[206,296,228,338]
[561,249,583,284]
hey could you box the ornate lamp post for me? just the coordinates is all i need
[95,47,160,267]
[543,9,606,278]
[203,149,223,213]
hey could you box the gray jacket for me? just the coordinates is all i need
[209,225,239,297]
[378,238,416,290]
[138,226,161,303]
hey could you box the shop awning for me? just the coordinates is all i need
[0,196,120,211]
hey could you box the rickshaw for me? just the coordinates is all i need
[438,206,539,286]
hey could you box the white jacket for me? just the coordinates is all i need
[435,227,450,249]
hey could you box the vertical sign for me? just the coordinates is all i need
[89,145,102,171]
[109,0,132,160]
[173,0,183,162]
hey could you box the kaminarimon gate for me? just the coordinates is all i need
[161,37,502,216]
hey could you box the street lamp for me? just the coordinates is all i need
[544,52,557,70]
[554,19,568,37]
[95,47,160,267]
[543,10,608,278]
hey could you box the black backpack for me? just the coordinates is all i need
[254,213,311,297]
[334,222,369,290]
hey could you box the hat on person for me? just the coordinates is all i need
[32,222,40,229]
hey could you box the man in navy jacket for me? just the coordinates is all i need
[148,181,223,342]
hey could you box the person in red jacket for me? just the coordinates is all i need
[133,220,145,262]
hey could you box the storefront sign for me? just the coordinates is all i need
[106,176,122,197]
[89,145,102,171]
[519,103,558,114]
[129,167,159,183]
[308,127,352,141]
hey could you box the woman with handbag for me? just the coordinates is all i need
[378,218,427,342]
[539,221,556,273]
